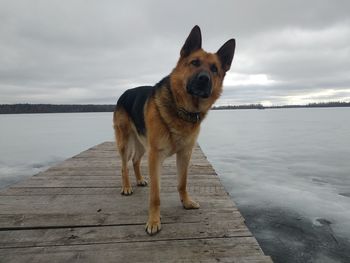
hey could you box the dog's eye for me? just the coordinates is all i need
[190,59,201,67]
[210,64,218,73]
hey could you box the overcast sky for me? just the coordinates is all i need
[0,0,349,106]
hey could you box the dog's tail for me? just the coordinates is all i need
[113,110,118,130]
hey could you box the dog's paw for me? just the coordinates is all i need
[145,218,161,235]
[182,199,200,209]
[137,178,148,187]
[120,186,133,195]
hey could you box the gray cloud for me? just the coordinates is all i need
[0,0,349,105]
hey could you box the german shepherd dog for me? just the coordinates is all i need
[113,25,235,235]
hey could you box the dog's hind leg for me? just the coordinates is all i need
[132,141,147,186]
[113,109,133,195]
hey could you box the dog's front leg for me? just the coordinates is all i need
[177,147,200,209]
[145,148,162,235]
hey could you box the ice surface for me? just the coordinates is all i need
[198,108,350,262]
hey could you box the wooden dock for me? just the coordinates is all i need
[0,142,272,262]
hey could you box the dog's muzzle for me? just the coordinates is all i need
[186,71,212,99]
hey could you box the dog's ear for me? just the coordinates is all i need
[216,39,236,72]
[180,25,202,57]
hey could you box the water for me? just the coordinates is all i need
[0,113,114,188]
[0,109,349,262]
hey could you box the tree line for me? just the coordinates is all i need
[0,104,115,114]
[213,104,265,110]
[213,101,350,110]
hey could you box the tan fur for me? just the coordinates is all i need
[113,26,235,235]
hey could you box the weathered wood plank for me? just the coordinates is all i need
[0,219,252,248]
[0,237,272,263]
[0,193,237,215]
[0,142,272,262]
[11,177,221,188]
[0,185,226,196]
[0,210,244,230]
[30,165,217,176]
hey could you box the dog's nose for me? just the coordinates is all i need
[186,71,212,98]
[197,71,210,84]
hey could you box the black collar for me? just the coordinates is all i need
[177,107,201,123]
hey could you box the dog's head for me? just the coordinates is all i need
[170,25,235,112]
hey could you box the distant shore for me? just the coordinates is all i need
[0,104,115,114]
[0,102,349,114]
[213,101,350,110]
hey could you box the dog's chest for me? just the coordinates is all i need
[171,130,198,153]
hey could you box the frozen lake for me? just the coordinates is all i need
[199,108,350,263]
[0,108,349,262]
